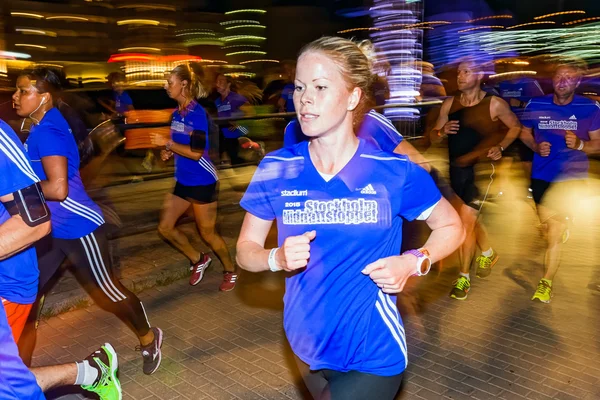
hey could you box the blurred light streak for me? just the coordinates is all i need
[534,11,585,20]
[222,35,266,42]
[15,44,47,49]
[46,16,89,21]
[116,4,176,11]
[224,72,256,78]
[221,20,260,26]
[221,44,261,49]
[489,71,537,79]
[239,59,280,64]
[226,51,266,56]
[564,17,600,26]
[0,51,31,59]
[338,27,381,33]
[10,12,44,19]
[117,19,160,26]
[224,10,266,15]
[15,28,57,37]
[225,25,266,30]
[458,26,504,33]
[119,47,161,52]
[467,15,513,23]
[507,21,556,29]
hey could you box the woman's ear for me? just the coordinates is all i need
[347,87,362,112]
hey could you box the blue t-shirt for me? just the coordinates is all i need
[0,120,40,304]
[114,91,133,114]
[284,110,404,152]
[240,138,441,376]
[499,78,544,118]
[280,83,295,112]
[522,94,600,182]
[0,302,45,399]
[170,100,218,186]
[25,108,105,239]
[215,92,248,139]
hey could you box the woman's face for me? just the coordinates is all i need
[13,76,46,118]
[293,51,359,138]
[164,73,185,100]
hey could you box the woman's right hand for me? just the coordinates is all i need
[160,150,173,161]
[276,230,316,271]
[537,141,551,157]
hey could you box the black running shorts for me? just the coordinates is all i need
[173,181,219,204]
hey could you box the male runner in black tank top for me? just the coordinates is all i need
[431,60,521,300]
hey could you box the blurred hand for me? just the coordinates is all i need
[275,230,316,272]
[160,150,173,161]
[442,120,460,136]
[565,131,581,150]
[228,123,239,132]
[362,254,418,294]
[487,146,503,161]
[537,141,551,157]
[150,133,168,147]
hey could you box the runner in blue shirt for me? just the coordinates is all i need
[215,73,251,165]
[278,62,296,113]
[236,37,464,399]
[150,64,237,292]
[12,67,162,375]
[0,118,121,400]
[520,63,600,303]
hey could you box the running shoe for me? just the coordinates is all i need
[449,276,470,300]
[531,279,553,303]
[81,343,122,400]
[137,327,163,375]
[476,251,499,278]
[190,253,212,286]
[219,271,239,292]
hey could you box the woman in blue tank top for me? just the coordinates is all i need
[13,67,163,375]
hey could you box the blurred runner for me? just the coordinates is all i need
[278,61,296,113]
[236,36,464,400]
[431,59,521,300]
[0,117,121,400]
[13,68,162,375]
[519,62,600,303]
[150,65,238,291]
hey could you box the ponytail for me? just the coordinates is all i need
[171,64,208,100]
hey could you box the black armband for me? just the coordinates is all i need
[2,182,50,227]
[190,129,207,151]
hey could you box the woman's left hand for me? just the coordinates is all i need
[150,133,168,147]
[362,254,418,294]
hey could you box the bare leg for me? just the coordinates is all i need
[192,201,235,272]
[458,205,478,274]
[538,205,565,281]
[31,363,77,392]
[158,194,201,263]
[474,220,491,253]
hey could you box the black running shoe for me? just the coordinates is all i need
[136,327,163,375]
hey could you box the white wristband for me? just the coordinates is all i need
[268,248,282,272]
[577,140,585,151]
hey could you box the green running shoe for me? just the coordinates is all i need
[81,343,122,400]
[476,251,499,278]
[450,276,471,300]
[532,279,552,303]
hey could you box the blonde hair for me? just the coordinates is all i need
[299,36,374,126]
[170,64,208,100]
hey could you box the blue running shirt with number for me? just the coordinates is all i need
[114,91,133,114]
[215,92,248,139]
[284,109,404,152]
[240,138,441,376]
[522,94,600,182]
[170,100,218,186]
[25,108,104,239]
[0,120,40,304]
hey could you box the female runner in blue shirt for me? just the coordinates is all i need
[236,37,465,399]
[150,65,237,291]
[13,67,162,376]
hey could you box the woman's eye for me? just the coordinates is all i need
[294,86,303,92]
[316,86,327,91]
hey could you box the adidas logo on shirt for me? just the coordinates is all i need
[360,184,377,195]
[569,115,577,120]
